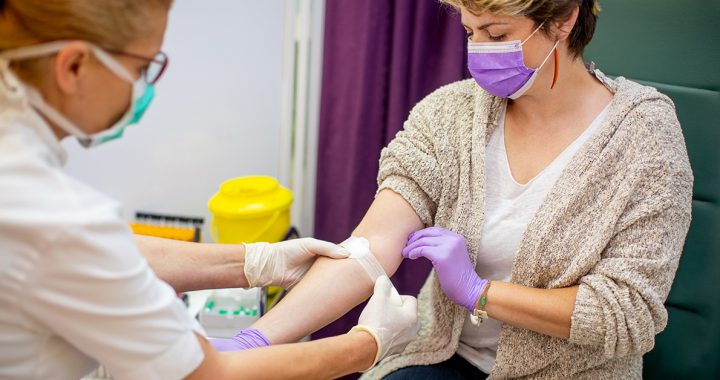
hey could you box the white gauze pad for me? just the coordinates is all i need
[340,236,387,283]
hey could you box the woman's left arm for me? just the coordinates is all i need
[406,198,691,348]
[403,228,578,339]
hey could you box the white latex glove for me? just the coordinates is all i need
[243,238,350,289]
[351,276,419,370]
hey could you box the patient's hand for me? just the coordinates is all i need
[403,227,486,311]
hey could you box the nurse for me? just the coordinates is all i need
[0,1,418,379]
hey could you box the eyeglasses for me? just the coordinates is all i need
[105,49,169,85]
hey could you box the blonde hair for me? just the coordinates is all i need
[0,0,173,51]
[439,0,601,57]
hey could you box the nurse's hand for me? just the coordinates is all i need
[402,227,487,311]
[244,238,350,289]
[350,276,419,370]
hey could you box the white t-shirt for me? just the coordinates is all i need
[0,78,204,379]
[456,102,610,373]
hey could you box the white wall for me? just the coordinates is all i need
[279,0,326,238]
[62,1,287,242]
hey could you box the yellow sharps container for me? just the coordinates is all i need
[208,176,293,244]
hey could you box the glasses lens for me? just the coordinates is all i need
[145,52,168,84]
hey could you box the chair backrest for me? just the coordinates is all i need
[584,1,720,378]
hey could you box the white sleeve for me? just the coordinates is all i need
[21,208,204,380]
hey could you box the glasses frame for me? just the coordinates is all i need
[105,49,169,85]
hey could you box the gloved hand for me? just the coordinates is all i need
[402,227,487,311]
[244,238,350,289]
[209,328,270,352]
[350,276,419,370]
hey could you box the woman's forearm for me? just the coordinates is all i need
[484,281,579,339]
[135,235,248,292]
[252,255,375,343]
[251,190,423,344]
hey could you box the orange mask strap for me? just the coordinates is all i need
[551,48,559,89]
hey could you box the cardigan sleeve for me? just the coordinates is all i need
[377,105,443,227]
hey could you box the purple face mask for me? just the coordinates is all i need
[468,23,559,99]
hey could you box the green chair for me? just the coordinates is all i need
[585,1,720,378]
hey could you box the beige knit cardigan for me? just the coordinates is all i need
[364,70,693,379]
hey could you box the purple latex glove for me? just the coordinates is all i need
[209,328,270,352]
[402,227,487,311]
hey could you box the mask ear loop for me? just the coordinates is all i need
[520,22,545,46]
[90,46,136,83]
[522,22,560,90]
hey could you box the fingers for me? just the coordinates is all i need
[401,236,444,258]
[405,246,427,260]
[407,226,450,243]
[400,296,419,334]
[400,295,418,312]
[373,275,393,296]
[389,284,402,305]
[374,275,402,306]
[301,238,351,259]
[403,246,438,261]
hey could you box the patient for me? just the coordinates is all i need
[250,0,693,378]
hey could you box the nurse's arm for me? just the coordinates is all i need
[136,235,249,292]
[187,331,376,379]
[251,190,423,343]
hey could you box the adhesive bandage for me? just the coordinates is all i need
[340,236,387,283]
[340,236,403,304]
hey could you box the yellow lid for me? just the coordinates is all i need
[208,176,293,219]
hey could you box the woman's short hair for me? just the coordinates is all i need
[440,0,601,58]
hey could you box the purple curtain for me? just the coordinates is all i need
[311,0,467,368]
